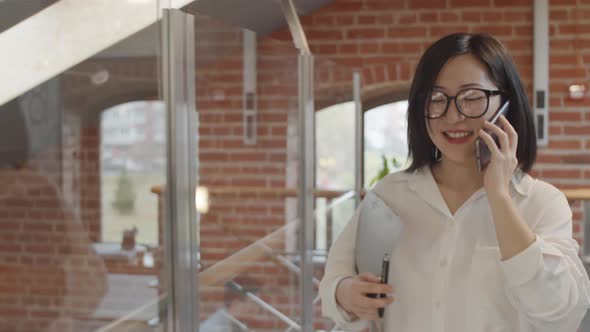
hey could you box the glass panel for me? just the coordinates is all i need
[313,58,356,331]
[181,2,360,328]
[0,13,173,332]
[314,58,356,249]
[181,8,309,331]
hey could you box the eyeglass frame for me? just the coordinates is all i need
[424,88,505,119]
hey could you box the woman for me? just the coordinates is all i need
[319,33,590,332]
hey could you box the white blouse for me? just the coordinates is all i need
[319,167,590,332]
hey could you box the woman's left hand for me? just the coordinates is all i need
[478,115,518,197]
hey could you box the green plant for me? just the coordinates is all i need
[112,169,136,215]
[368,155,400,187]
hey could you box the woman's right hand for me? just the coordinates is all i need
[335,272,395,321]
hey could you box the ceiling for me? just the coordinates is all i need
[0,0,57,35]
[183,0,334,35]
[0,0,334,58]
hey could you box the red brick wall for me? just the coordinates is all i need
[546,1,590,241]
[0,162,107,332]
[194,15,304,329]
[0,55,164,330]
[270,0,588,245]
[194,1,590,329]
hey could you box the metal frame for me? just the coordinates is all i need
[353,72,363,206]
[584,201,590,259]
[281,0,315,330]
[281,0,310,54]
[533,0,549,146]
[297,53,315,332]
[162,8,199,332]
[243,29,258,145]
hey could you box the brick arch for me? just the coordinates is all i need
[64,82,159,242]
[91,85,159,114]
[363,81,411,111]
[314,80,412,112]
[67,82,159,124]
[315,84,353,111]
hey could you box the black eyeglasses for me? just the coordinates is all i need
[424,88,504,119]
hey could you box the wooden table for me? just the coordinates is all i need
[561,188,590,202]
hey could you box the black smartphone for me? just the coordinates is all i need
[367,253,390,318]
[475,101,510,172]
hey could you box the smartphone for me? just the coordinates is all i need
[475,101,510,172]
[367,253,390,318]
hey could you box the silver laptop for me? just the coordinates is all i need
[355,190,404,276]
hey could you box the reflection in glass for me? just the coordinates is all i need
[0,17,167,332]
[100,101,165,245]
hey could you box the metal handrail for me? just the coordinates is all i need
[199,190,356,330]
[152,187,359,329]
[219,308,252,331]
[228,281,302,331]
[200,189,356,287]
[94,293,167,332]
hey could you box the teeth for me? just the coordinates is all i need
[445,131,471,138]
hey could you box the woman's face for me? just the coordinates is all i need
[426,54,503,166]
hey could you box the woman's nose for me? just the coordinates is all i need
[445,101,465,123]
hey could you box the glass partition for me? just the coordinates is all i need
[313,57,357,330]
[178,4,359,329]
[186,11,307,331]
[177,6,296,330]
[175,1,590,331]
[0,6,195,331]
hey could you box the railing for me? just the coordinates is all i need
[102,183,586,332]
[150,185,360,331]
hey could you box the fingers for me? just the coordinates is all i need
[364,295,394,309]
[358,273,394,293]
[478,128,501,157]
[358,272,380,283]
[355,296,395,320]
[498,115,518,154]
[358,281,394,295]
[480,115,519,173]
[347,274,396,319]
[482,120,509,154]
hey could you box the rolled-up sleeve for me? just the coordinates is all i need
[499,192,590,331]
[319,209,369,331]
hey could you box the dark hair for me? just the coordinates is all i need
[405,33,536,173]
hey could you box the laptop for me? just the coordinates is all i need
[355,190,404,276]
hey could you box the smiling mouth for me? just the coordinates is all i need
[443,131,474,139]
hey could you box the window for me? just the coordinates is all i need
[315,99,409,250]
[316,102,354,190]
[364,100,409,188]
[99,101,165,245]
